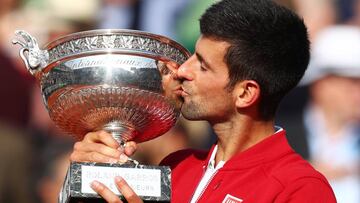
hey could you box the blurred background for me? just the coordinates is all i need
[0,0,359,202]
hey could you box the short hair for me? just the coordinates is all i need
[200,0,310,120]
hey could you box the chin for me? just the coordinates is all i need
[167,96,183,112]
[180,108,203,121]
[174,101,183,111]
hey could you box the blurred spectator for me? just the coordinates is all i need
[1,2,98,203]
[280,0,360,40]
[348,0,360,26]
[0,47,34,127]
[292,0,336,41]
[0,0,35,128]
[336,0,358,23]
[36,137,74,203]
[25,0,100,26]
[138,0,190,39]
[1,0,97,128]
[280,25,360,203]
[98,0,138,29]
[0,122,35,203]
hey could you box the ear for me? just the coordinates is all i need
[234,80,260,108]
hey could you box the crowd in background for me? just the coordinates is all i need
[0,0,359,202]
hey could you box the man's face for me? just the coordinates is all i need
[176,36,235,123]
[157,61,183,110]
[313,75,360,122]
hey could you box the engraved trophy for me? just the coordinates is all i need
[13,30,190,202]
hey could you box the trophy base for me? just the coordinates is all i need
[59,162,171,203]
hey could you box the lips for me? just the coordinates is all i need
[180,86,190,97]
[172,86,189,97]
[173,86,184,96]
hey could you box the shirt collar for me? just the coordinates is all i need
[207,145,225,170]
[205,127,293,170]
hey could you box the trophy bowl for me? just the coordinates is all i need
[13,29,191,202]
[13,29,190,144]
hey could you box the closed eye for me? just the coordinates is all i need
[200,62,207,71]
[196,52,210,71]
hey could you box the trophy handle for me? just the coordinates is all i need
[12,30,49,75]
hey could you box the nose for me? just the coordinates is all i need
[177,54,195,81]
[163,61,179,79]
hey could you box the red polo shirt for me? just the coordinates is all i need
[161,130,336,202]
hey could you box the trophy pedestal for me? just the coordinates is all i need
[59,162,171,203]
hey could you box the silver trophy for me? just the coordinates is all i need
[13,29,190,202]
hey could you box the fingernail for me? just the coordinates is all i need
[128,146,135,154]
[119,154,128,163]
[117,147,124,152]
[115,176,123,183]
[109,158,118,164]
[91,181,100,189]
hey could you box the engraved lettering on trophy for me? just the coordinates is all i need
[66,59,104,69]
[64,55,156,71]
[81,166,161,197]
[84,170,158,182]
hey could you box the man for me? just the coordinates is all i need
[282,25,360,203]
[70,0,337,202]
[36,137,74,203]
[0,122,35,203]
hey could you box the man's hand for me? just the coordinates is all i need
[91,176,143,203]
[70,130,137,163]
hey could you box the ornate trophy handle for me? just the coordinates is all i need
[12,30,49,75]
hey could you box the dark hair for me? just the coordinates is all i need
[200,0,310,120]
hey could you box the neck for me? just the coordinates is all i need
[211,116,275,165]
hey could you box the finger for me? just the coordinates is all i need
[73,142,121,159]
[123,141,137,156]
[83,131,120,149]
[82,131,102,142]
[70,151,119,163]
[91,181,123,203]
[115,176,143,203]
[119,154,129,163]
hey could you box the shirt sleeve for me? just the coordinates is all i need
[275,177,337,203]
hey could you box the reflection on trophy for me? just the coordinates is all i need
[13,29,190,202]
